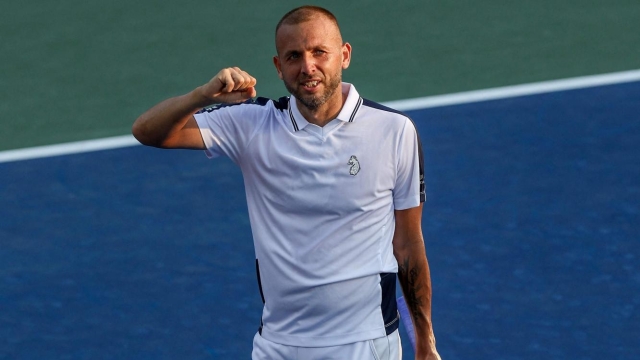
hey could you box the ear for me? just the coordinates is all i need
[341,42,352,70]
[273,55,284,80]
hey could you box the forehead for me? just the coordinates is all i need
[275,16,342,54]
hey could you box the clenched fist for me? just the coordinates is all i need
[199,67,257,104]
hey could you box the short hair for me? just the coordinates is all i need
[275,5,340,36]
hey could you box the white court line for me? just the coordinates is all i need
[0,135,139,163]
[1,69,640,164]
[383,68,640,111]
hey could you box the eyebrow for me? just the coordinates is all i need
[284,45,330,56]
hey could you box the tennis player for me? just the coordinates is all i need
[132,6,440,360]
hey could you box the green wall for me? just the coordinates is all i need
[2,0,639,150]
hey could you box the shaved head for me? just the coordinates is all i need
[275,6,342,43]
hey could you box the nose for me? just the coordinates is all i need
[300,53,316,75]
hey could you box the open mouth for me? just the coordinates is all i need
[302,80,320,89]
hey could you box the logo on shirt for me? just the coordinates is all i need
[348,155,360,176]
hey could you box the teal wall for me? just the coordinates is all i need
[2,0,639,150]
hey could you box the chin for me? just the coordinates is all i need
[299,97,324,111]
[293,89,324,107]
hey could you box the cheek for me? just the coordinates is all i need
[282,68,299,82]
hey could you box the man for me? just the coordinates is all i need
[132,5,440,360]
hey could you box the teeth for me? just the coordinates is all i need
[305,81,319,87]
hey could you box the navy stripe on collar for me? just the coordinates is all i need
[287,101,299,131]
[287,96,363,130]
[348,97,363,123]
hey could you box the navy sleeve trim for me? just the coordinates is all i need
[195,96,284,114]
[361,98,409,117]
[273,96,290,111]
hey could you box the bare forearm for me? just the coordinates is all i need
[392,206,439,359]
[131,67,257,149]
[396,243,438,358]
[131,87,211,148]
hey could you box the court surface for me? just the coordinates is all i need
[2,79,639,359]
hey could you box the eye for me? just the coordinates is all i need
[314,50,326,56]
[288,52,300,60]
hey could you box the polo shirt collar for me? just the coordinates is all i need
[288,83,363,132]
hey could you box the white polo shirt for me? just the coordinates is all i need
[194,83,425,347]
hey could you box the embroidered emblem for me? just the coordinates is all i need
[348,155,360,176]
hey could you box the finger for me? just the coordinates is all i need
[221,68,236,93]
[214,68,235,93]
[230,68,252,91]
[244,86,257,98]
[230,71,245,91]
[237,73,257,91]
[243,71,257,88]
[230,67,257,91]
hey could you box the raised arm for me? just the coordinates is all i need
[131,67,257,149]
[393,204,441,360]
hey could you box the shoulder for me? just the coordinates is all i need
[357,98,416,129]
[360,98,409,118]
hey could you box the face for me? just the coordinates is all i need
[273,16,351,112]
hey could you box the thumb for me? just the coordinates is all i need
[221,86,257,103]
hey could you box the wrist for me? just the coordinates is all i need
[190,85,219,108]
[414,333,439,359]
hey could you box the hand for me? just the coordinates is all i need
[199,67,257,104]
[415,340,441,360]
[416,349,441,360]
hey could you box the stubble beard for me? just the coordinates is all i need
[285,73,342,111]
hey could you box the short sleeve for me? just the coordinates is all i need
[193,100,265,164]
[393,118,426,210]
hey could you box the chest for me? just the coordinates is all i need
[242,123,397,215]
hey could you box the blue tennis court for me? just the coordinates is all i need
[1,81,639,359]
